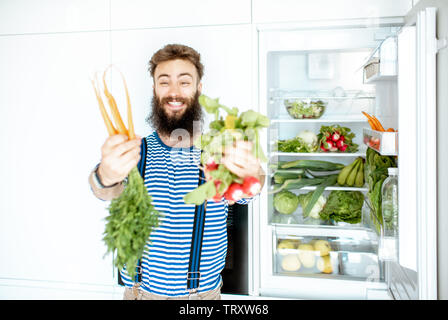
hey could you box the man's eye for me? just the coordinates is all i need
[181,82,190,86]
[159,82,168,86]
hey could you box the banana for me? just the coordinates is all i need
[346,159,360,187]
[354,160,364,187]
[337,158,359,186]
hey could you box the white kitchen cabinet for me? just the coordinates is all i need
[252,0,412,24]
[0,32,115,287]
[0,0,109,35]
[110,0,251,30]
[109,24,254,137]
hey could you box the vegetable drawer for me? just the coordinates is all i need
[273,233,380,281]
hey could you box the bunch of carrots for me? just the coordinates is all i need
[91,66,160,279]
[91,65,135,138]
[362,111,396,132]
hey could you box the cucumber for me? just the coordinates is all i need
[270,177,326,194]
[280,159,345,171]
[273,169,305,184]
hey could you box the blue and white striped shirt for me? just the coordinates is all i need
[119,131,251,296]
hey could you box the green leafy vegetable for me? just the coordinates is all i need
[103,167,161,279]
[277,130,319,153]
[319,190,364,224]
[365,147,397,232]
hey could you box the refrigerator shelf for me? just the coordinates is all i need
[301,185,368,192]
[268,182,368,192]
[270,116,368,123]
[363,127,398,156]
[271,151,365,157]
[271,223,377,240]
[270,95,375,101]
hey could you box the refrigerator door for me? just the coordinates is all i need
[392,7,438,300]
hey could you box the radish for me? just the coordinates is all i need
[339,144,348,152]
[213,179,222,190]
[206,157,218,171]
[336,139,345,149]
[339,135,345,142]
[320,144,329,152]
[242,176,261,197]
[331,132,340,142]
[324,139,334,150]
[212,192,223,202]
[224,183,244,202]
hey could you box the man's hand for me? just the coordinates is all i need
[97,134,142,186]
[221,140,265,197]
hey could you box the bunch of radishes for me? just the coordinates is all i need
[318,125,358,153]
[184,95,269,206]
[206,158,262,203]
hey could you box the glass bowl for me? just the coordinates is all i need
[284,99,326,119]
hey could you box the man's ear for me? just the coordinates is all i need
[197,82,202,94]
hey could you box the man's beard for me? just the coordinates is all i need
[147,90,203,137]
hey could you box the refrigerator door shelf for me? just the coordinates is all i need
[363,127,398,156]
[362,36,398,84]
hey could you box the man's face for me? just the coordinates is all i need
[149,59,203,136]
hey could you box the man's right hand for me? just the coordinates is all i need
[97,134,142,186]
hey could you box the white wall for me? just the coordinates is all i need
[0,0,411,299]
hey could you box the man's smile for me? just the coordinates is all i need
[166,100,186,111]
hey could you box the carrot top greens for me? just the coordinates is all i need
[91,66,160,279]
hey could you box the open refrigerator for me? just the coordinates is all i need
[250,7,441,300]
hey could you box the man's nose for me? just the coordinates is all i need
[167,84,181,97]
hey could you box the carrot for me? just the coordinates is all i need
[386,128,395,132]
[371,115,385,132]
[102,66,128,136]
[362,112,379,130]
[118,70,135,140]
[91,76,117,136]
[92,66,136,140]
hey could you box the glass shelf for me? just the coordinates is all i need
[269,89,376,101]
[270,115,368,123]
[271,151,366,158]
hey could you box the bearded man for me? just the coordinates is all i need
[88,44,264,300]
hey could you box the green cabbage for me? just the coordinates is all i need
[274,190,299,214]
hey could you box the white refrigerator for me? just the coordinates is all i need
[249,6,444,300]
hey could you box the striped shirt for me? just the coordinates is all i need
[119,131,251,296]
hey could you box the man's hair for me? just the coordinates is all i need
[149,44,204,81]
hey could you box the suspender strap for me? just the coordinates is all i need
[134,137,147,283]
[187,167,207,290]
[137,137,147,178]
